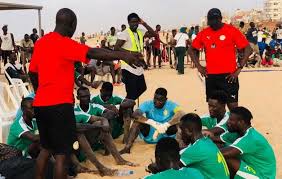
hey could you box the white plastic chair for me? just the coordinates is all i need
[0,82,18,143]
[5,70,30,103]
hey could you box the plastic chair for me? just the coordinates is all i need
[4,70,30,103]
[0,82,18,143]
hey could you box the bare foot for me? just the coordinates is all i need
[99,167,118,177]
[119,147,131,155]
[104,149,110,156]
[117,159,139,167]
[76,165,92,173]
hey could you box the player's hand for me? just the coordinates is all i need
[226,69,241,83]
[196,64,207,78]
[202,130,214,138]
[108,105,119,115]
[91,81,102,88]
[158,122,170,134]
[123,53,142,69]
[139,18,146,25]
[146,162,159,174]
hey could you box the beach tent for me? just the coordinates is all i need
[0,2,43,37]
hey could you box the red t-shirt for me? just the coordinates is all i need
[29,32,90,106]
[152,32,161,49]
[192,24,249,74]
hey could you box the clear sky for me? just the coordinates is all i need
[0,0,264,40]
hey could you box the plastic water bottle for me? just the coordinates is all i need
[116,170,134,176]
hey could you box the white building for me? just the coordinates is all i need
[264,0,282,21]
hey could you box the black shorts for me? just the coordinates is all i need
[145,46,151,52]
[206,74,239,103]
[122,69,147,100]
[34,103,77,155]
[1,50,12,64]
[152,47,161,57]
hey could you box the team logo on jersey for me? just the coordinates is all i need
[219,35,226,40]
[163,110,168,116]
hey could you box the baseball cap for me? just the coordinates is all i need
[207,8,222,19]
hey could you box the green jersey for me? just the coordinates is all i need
[74,103,105,123]
[7,116,38,157]
[201,112,230,131]
[91,94,125,106]
[230,127,276,179]
[220,131,240,146]
[144,168,204,179]
[180,137,230,179]
[75,71,81,79]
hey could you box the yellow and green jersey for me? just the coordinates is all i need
[180,137,230,179]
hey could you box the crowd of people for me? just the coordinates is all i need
[0,7,278,179]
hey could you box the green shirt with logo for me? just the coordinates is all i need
[180,137,230,179]
[230,127,276,179]
[74,103,105,123]
[7,116,38,157]
[201,112,230,131]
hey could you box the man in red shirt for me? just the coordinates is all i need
[29,8,141,179]
[189,8,252,110]
[152,24,165,68]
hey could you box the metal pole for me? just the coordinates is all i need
[38,9,42,37]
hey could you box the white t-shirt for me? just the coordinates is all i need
[257,31,264,42]
[276,28,282,40]
[192,34,197,41]
[0,33,14,51]
[174,33,189,47]
[117,28,146,76]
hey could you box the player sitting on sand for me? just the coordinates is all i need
[217,107,276,179]
[144,137,204,179]
[201,91,230,137]
[73,87,136,176]
[91,82,136,142]
[120,88,184,154]
[147,113,230,179]
[7,97,40,159]
[178,113,230,179]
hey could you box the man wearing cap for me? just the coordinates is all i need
[189,8,252,110]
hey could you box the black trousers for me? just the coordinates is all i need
[121,69,147,100]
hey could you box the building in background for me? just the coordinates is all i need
[264,0,282,21]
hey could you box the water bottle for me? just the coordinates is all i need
[115,170,134,176]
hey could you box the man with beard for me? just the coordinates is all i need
[220,107,276,179]
[189,8,252,110]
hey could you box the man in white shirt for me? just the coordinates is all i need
[20,34,34,68]
[0,25,16,65]
[114,13,157,100]
[107,27,118,49]
[174,27,189,74]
